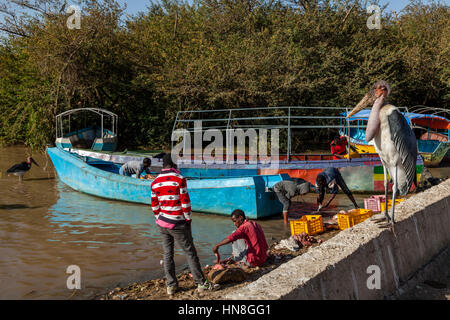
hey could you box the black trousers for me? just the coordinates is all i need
[158,224,205,287]
[334,170,352,197]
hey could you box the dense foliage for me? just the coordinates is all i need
[0,0,448,150]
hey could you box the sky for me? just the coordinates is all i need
[114,0,445,16]
[0,0,448,29]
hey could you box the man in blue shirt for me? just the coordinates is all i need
[315,167,359,211]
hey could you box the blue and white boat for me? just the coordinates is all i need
[47,147,288,219]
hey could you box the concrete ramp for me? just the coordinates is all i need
[225,179,450,300]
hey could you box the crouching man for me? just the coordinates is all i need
[120,157,153,179]
[212,210,268,268]
[273,178,316,225]
[315,167,359,212]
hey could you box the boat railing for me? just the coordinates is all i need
[171,105,447,162]
[171,106,380,162]
[409,105,450,117]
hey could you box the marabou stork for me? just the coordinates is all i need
[347,81,418,227]
[6,156,39,181]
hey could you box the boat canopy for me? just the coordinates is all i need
[55,108,118,139]
[55,108,118,151]
[344,110,450,130]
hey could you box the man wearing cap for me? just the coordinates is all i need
[273,178,316,225]
[315,167,359,212]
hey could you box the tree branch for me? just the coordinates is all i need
[0,26,29,37]
[342,3,357,29]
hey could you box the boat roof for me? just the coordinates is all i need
[344,110,450,130]
[56,108,117,118]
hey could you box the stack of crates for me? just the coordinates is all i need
[364,195,386,212]
[337,209,375,230]
[380,198,405,212]
[290,215,324,236]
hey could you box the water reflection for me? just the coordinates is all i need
[0,146,252,299]
[39,181,239,299]
[47,181,235,256]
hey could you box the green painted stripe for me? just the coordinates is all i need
[375,165,423,174]
[374,166,384,174]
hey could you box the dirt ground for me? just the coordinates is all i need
[95,228,340,300]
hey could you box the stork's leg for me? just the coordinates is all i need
[383,165,390,222]
[373,164,391,224]
[390,166,398,225]
[378,165,393,228]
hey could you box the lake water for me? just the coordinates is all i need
[1,146,448,299]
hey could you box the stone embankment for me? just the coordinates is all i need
[225,179,450,300]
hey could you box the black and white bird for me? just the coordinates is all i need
[6,156,39,181]
[347,80,418,227]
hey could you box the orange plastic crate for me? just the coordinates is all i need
[380,199,405,212]
[290,215,324,236]
[337,209,374,230]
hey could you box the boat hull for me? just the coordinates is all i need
[67,148,424,193]
[47,147,288,219]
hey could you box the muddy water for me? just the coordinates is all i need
[1,146,448,299]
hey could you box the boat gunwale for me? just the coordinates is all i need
[67,147,424,169]
[48,147,289,187]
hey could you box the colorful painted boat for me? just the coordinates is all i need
[342,110,450,167]
[66,148,424,193]
[46,147,288,219]
[58,106,425,194]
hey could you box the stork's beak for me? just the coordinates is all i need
[347,92,376,118]
[30,157,39,167]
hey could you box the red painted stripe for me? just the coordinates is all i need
[374,181,418,192]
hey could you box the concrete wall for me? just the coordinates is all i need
[225,179,450,300]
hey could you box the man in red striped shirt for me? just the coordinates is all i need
[151,154,215,295]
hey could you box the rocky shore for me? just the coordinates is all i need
[96,229,341,300]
